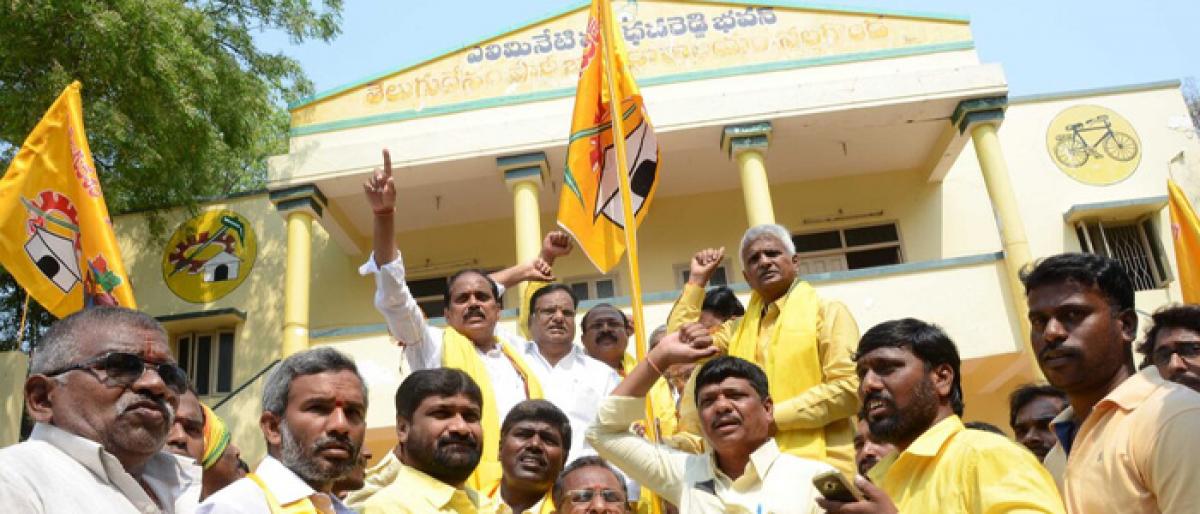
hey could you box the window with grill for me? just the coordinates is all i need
[674,263,730,289]
[1075,218,1170,291]
[568,276,618,301]
[177,331,235,396]
[791,222,903,275]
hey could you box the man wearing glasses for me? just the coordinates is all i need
[0,306,201,513]
[551,456,630,513]
[1137,304,1200,393]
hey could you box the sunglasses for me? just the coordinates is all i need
[1152,342,1200,366]
[45,351,190,394]
[565,488,626,504]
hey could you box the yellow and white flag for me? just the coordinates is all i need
[557,0,660,273]
[0,81,136,317]
[1169,179,1200,302]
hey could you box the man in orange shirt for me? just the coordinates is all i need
[1025,253,1200,513]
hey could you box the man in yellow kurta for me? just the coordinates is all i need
[819,318,1063,514]
[667,225,860,478]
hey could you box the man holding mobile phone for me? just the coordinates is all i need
[819,318,1063,514]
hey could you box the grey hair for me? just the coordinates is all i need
[739,224,795,258]
[262,347,368,416]
[31,306,166,374]
[647,325,668,352]
[552,455,630,508]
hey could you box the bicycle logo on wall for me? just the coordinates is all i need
[1045,105,1141,185]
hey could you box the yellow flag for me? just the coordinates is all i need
[1169,179,1200,302]
[557,0,660,273]
[0,82,136,317]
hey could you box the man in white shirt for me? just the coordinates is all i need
[198,347,368,514]
[522,283,621,460]
[0,306,202,513]
[588,323,835,514]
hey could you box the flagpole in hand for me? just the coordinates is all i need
[597,1,661,513]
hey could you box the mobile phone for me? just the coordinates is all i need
[812,470,863,503]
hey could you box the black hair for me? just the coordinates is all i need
[527,283,579,325]
[1007,383,1067,428]
[1137,303,1200,359]
[580,303,628,332]
[702,286,745,319]
[500,399,573,460]
[855,318,964,417]
[443,269,502,307]
[552,455,628,508]
[693,356,769,404]
[963,421,1006,435]
[1020,253,1135,313]
[395,368,483,421]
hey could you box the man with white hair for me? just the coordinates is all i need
[199,347,368,514]
[667,224,861,477]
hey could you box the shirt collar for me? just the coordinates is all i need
[255,455,319,505]
[30,422,118,485]
[525,340,587,369]
[1101,366,1163,411]
[904,415,964,457]
[400,462,480,510]
[1050,406,1078,454]
[707,437,782,484]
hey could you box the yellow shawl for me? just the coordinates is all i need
[441,326,544,492]
[727,281,826,461]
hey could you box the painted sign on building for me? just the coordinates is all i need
[1046,104,1141,185]
[162,209,257,303]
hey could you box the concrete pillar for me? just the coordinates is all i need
[269,185,327,358]
[721,122,776,226]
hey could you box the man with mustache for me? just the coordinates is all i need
[198,347,367,514]
[820,318,1062,514]
[361,368,493,513]
[589,323,837,513]
[580,303,633,373]
[1137,304,1200,393]
[1023,253,1200,513]
[523,284,620,461]
[166,390,246,503]
[1006,384,1066,463]
[490,400,571,514]
[0,306,202,513]
[667,225,861,477]
[361,148,566,490]
[852,417,895,476]
[551,456,631,514]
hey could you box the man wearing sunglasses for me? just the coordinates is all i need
[551,456,630,514]
[0,306,201,513]
[1137,304,1200,393]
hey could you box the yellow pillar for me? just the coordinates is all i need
[269,185,327,358]
[511,180,542,265]
[958,100,1044,380]
[722,122,775,227]
[282,211,313,357]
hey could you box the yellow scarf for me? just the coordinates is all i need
[441,326,544,492]
[246,473,320,514]
[727,280,826,461]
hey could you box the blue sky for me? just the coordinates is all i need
[255,0,1199,100]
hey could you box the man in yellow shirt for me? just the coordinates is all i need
[667,225,860,477]
[1024,253,1200,513]
[490,400,570,514]
[361,368,494,514]
[820,318,1063,514]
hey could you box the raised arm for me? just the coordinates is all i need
[665,247,725,331]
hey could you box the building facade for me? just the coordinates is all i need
[84,1,1200,463]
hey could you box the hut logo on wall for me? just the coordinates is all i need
[162,209,257,303]
[1046,104,1141,185]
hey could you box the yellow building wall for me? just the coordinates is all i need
[0,352,28,448]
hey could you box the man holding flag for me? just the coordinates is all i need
[0,81,136,316]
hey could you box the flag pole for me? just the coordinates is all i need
[597,1,661,512]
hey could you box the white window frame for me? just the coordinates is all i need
[1074,216,1171,290]
[176,329,236,397]
[792,222,904,272]
[567,275,620,301]
[673,262,732,289]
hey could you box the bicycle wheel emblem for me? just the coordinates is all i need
[1046,105,1141,185]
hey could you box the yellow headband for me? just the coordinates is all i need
[200,403,231,470]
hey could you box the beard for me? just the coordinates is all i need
[279,421,359,486]
[867,377,939,446]
[408,431,481,485]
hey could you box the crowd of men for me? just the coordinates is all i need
[1,148,1199,513]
